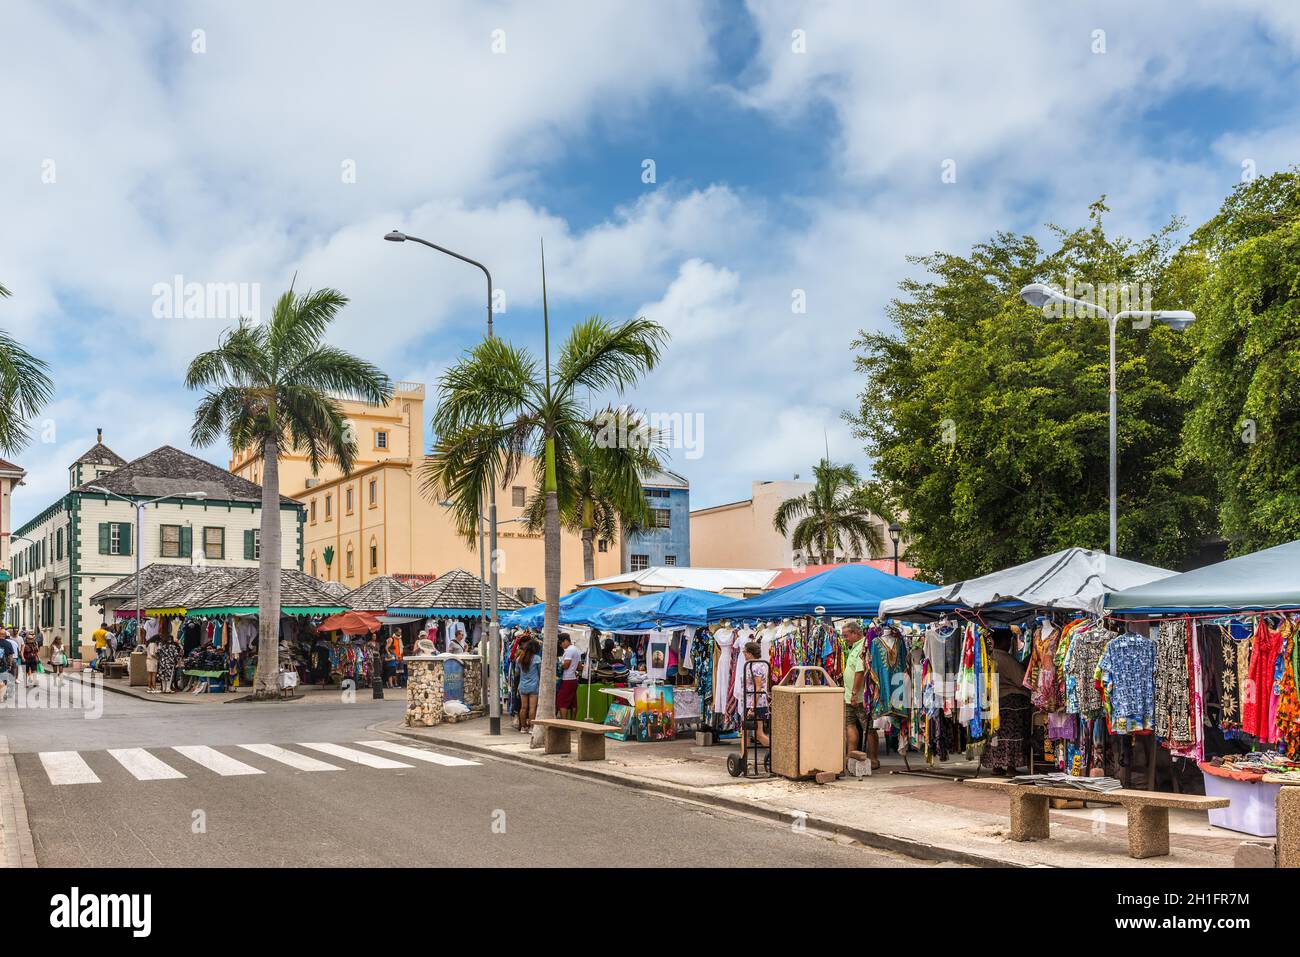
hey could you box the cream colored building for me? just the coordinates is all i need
[230,381,624,600]
[0,455,25,587]
[690,479,896,570]
[9,438,303,658]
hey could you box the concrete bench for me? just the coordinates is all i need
[965,779,1229,859]
[533,718,611,761]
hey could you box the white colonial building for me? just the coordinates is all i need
[8,435,305,659]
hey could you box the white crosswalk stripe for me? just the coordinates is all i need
[238,743,342,772]
[172,745,265,776]
[297,742,414,769]
[355,740,480,767]
[38,751,100,785]
[32,740,470,785]
[109,748,186,781]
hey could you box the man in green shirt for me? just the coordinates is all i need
[842,621,870,763]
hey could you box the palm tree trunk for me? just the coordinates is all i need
[253,432,282,697]
[533,438,563,738]
[581,526,595,584]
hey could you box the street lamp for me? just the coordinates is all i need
[1018,283,1195,556]
[386,229,503,731]
[888,522,902,577]
[88,487,207,641]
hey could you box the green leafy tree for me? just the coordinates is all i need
[847,201,1213,582]
[425,299,667,728]
[773,459,888,564]
[0,282,55,454]
[1181,170,1300,552]
[186,287,391,697]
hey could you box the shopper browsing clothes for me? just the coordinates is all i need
[556,633,581,719]
[981,628,1031,776]
[515,639,542,734]
[842,621,870,764]
[145,631,159,692]
[384,630,404,688]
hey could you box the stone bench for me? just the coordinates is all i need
[533,719,611,761]
[965,779,1229,859]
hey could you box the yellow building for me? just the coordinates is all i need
[229,381,624,600]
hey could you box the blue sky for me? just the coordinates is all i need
[4,0,1300,526]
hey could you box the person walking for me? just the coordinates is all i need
[49,636,68,682]
[21,631,41,689]
[842,621,870,765]
[91,622,110,669]
[383,630,404,689]
[156,631,181,695]
[515,639,542,734]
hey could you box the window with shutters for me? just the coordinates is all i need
[630,554,650,571]
[203,526,225,560]
[110,524,122,555]
[664,555,677,566]
[160,525,183,558]
[244,528,260,560]
[650,508,671,529]
[60,589,66,626]
[375,430,389,450]
[310,498,317,524]
[512,486,525,507]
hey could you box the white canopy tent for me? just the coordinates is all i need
[878,547,1175,621]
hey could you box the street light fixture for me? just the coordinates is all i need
[1018,283,1196,556]
[387,228,504,732]
[88,487,208,641]
[888,522,902,577]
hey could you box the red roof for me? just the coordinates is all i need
[767,559,919,590]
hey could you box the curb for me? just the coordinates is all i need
[389,725,1024,869]
[0,737,37,868]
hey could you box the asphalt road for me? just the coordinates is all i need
[4,676,931,868]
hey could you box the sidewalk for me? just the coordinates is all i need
[68,671,375,706]
[388,716,1263,868]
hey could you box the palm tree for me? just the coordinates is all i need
[520,429,662,583]
[0,282,55,454]
[773,459,889,564]
[185,287,391,697]
[424,271,667,730]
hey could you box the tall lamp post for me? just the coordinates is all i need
[887,522,902,577]
[89,487,207,643]
[386,229,505,734]
[1018,283,1194,556]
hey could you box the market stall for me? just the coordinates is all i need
[387,568,524,652]
[866,548,1178,781]
[1105,539,1300,834]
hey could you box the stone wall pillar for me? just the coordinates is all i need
[404,653,484,727]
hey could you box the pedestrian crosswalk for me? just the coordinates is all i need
[30,741,479,785]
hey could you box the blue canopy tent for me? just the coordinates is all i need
[706,563,938,622]
[589,587,722,632]
[500,587,628,629]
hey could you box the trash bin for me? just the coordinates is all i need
[770,666,845,780]
[128,647,148,687]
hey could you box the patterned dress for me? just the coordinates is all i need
[157,640,182,691]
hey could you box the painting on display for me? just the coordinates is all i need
[603,702,635,741]
[634,685,675,741]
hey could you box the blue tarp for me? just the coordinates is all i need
[588,587,723,632]
[500,587,628,629]
[706,563,938,622]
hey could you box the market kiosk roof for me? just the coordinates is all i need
[1106,539,1300,614]
[707,562,937,623]
[342,575,413,612]
[502,587,627,629]
[590,587,723,631]
[880,547,1174,621]
[387,568,525,619]
[185,569,350,617]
